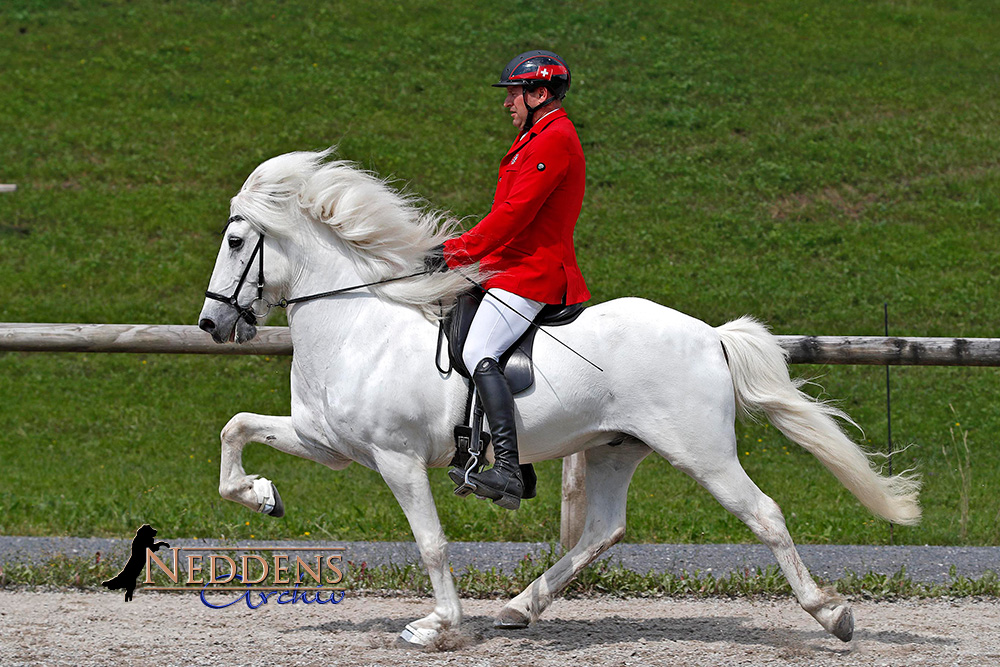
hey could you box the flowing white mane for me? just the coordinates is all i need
[230,149,477,320]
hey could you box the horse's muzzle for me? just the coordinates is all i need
[199,317,228,344]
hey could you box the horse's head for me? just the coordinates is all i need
[199,215,264,344]
[198,215,288,344]
[199,149,479,342]
[199,152,330,344]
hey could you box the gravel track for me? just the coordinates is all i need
[1,591,998,666]
[3,538,998,665]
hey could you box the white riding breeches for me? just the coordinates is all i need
[462,289,546,373]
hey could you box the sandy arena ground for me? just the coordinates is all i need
[1,591,998,666]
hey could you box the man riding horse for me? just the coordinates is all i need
[425,50,590,510]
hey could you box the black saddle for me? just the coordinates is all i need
[437,285,586,394]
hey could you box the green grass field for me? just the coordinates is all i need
[2,1,999,547]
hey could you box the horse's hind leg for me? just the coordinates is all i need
[218,412,337,517]
[496,439,651,628]
[687,455,855,641]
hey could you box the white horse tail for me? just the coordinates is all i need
[716,316,921,526]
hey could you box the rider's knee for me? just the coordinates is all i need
[462,348,497,377]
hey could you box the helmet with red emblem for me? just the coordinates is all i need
[493,50,571,100]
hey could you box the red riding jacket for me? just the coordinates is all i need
[443,108,590,305]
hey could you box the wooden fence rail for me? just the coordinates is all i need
[0,323,293,355]
[4,322,1000,550]
[777,335,1000,366]
[3,323,1000,365]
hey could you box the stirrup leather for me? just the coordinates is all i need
[449,388,490,497]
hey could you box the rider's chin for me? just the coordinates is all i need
[234,318,258,344]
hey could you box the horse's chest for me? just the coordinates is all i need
[292,365,451,456]
[287,324,465,466]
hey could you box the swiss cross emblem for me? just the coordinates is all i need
[539,67,550,79]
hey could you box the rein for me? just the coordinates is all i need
[204,225,603,372]
[275,269,432,309]
[205,226,431,324]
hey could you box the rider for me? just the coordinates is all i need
[426,50,590,510]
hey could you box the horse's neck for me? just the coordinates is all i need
[288,292,429,345]
[283,241,435,365]
[283,239,359,309]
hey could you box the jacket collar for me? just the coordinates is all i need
[506,107,568,157]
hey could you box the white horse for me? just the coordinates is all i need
[198,149,920,646]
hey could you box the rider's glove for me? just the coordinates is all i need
[424,244,450,273]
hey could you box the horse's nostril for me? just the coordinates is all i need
[199,318,216,333]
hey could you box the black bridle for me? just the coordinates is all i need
[204,217,431,326]
[204,228,266,327]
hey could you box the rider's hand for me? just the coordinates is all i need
[424,244,449,273]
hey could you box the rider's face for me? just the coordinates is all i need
[503,85,547,132]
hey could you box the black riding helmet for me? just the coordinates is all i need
[493,50,571,131]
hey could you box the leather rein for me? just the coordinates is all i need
[204,218,431,326]
[203,218,603,372]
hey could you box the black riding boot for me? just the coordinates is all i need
[467,358,524,510]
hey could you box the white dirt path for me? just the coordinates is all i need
[0,591,997,666]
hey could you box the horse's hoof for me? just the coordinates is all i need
[831,606,855,642]
[253,478,285,518]
[267,483,285,518]
[399,623,438,647]
[494,606,530,629]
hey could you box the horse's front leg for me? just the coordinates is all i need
[374,449,462,646]
[218,412,329,517]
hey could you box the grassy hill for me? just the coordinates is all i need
[1,0,999,546]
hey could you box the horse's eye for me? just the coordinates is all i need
[228,236,244,250]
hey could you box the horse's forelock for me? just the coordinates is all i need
[229,150,335,238]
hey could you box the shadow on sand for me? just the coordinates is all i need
[283,610,957,654]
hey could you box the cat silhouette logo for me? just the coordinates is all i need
[102,524,170,601]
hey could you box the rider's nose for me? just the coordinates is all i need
[199,318,216,333]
